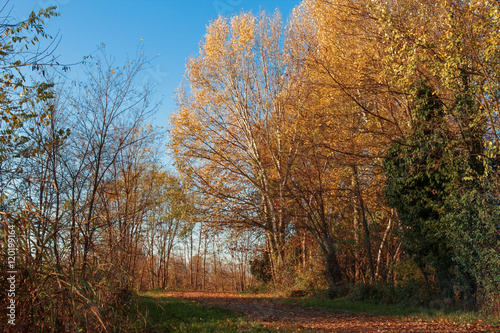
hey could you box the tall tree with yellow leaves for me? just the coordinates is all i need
[290,0,404,284]
[170,11,309,281]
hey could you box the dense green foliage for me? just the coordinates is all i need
[384,83,458,297]
[443,81,500,305]
[384,80,500,309]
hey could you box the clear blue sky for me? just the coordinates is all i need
[10,0,300,140]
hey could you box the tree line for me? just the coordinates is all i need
[0,5,254,332]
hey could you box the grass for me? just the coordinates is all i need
[277,294,500,327]
[278,295,436,316]
[137,291,279,332]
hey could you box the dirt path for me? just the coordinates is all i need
[166,291,496,332]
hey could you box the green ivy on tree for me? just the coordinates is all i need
[384,79,500,307]
[443,78,500,307]
[383,82,458,299]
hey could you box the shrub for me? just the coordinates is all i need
[347,281,430,307]
[326,283,352,299]
[249,253,273,283]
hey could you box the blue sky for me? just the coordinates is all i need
[10,0,300,139]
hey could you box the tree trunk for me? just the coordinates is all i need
[326,239,343,285]
[352,165,375,283]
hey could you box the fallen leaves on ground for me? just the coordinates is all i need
[163,291,498,333]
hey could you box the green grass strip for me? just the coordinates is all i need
[138,294,278,332]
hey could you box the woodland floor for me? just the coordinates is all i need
[165,291,498,333]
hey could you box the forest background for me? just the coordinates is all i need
[1,0,500,331]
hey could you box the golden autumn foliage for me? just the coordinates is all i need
[171,11,312,280]
[170,0,500,312]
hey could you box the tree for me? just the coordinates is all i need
[0,5,60,204]
[377,0,500,305]
[171,11,308,281]
[374,0,500,150]
[63,49,157,274]
[285,0,400,286]
[303,0,500,299]
[443,78,499,308]
[141,169,194,290]
[1,44,160,330]
[384,83,458,298]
